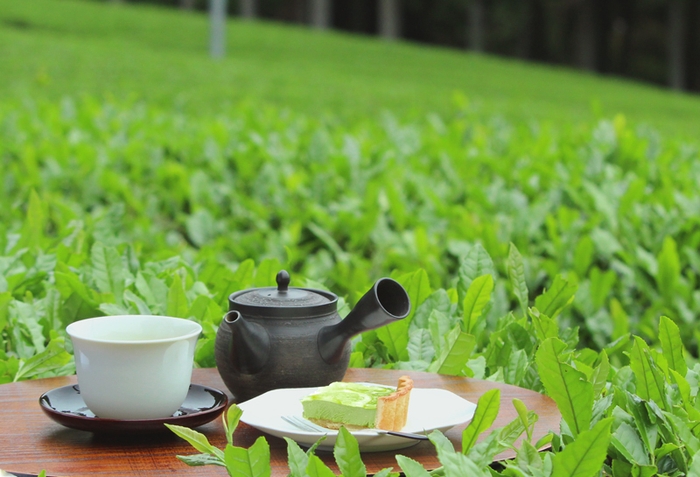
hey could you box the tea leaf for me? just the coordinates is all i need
[306,455,336,477]
[516,442,543,473]
[396,455,431,477]
[462,274,493,334]
[166,272,188,318]
[669,368,692,407]
[406,328,435,363]
[9,300,46,357]
[429,429,455,455]
[656,236,680,303]
[658,315,686,377]
[91,242,126,306]
[428,327,475,375]
[376,270,432,361]
[411,289,452,330]
[0,292,10,332]
[498,410,538,450]
[224,403,243,446]
[528,308,558,342]
[534,432,554,451]
[666,412,700,458]
[573,236,595,278]
[610,298,629,340]
[504,348,529,386]
[611,422,649,466]
[398,268,432,323]
[428,309,453,353]
[13,337,72,382]
[376,317,410,362]
[590,350,609,398]
[462,389,500,453]
[629,336,668,411]
[18,189,45,250]
[230,259,256,292]
[534,275,576,319]
[123,289,152,315]
[687,449,700,477]
[224,437,271,477]
[135,271,166,315]
[54,262,97,305]
[371,469,396,477]
[348,351,365,368]
[434,437,490,477]
[285,437,310,477]
[512,398,533,442]
[465,431,505,468]
[334,426,366,477]
[620,392,659,460]
[535,337,592,436]
[457,244,495,304]
[165,424,225,461]
[507,243,529,316]
[176,453,226,466]
[551,417,613,477]
[254,258,283,287]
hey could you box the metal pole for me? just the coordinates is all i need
[379,0,400,40]
[467,0,485,52]
[311,0,331,30]
[210,0,227,59]
[668,0,687,90]
[240,0,257,19]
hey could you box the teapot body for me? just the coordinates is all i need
[215,310,349,402]
[214,270,410,403]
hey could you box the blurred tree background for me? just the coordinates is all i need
[115,0,700,93]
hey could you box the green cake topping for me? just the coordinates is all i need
[301,382,394,410]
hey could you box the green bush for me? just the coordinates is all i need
[2,97,700,475]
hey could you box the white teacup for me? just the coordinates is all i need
[66,315,202,420]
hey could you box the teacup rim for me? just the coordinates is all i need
[66,314,202,344]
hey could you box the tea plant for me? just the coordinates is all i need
[3,97,700,355]
[3,0,700,138]
[2,94,700,475]
[167,396,541,477]
[168,261,700,475]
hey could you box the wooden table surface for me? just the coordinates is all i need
[0,368,560,476]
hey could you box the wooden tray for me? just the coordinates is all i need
[0,368,560,476]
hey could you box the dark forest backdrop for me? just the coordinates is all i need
[110,0,700,94]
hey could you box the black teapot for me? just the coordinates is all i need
[214,270,410,402]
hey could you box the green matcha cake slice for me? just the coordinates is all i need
[301,376,413,431]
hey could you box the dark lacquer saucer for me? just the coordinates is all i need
[39,383,228,433]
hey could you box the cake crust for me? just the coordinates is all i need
[304,376,413,431]
[375,375,413,431]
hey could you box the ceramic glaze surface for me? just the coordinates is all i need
[215,312,349,402]
[215,270,410,403]
[66,315,201,420]
[39,383,228,432]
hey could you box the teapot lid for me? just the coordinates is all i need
[228,270,338,318]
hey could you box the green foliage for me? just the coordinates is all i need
[536,337,593,437]
[461,389,500,454]
[3,0,700,140]
[4,92,699,360]
[551,418,613,477]
[1,33,700,473]
[167,404,272,476]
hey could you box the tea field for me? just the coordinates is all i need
[2,0,700,476]
[2,0,700,139]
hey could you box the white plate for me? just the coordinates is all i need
[238,386,477,452]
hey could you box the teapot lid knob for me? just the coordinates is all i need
[276,270,290,292]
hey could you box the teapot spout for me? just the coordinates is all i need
[222,310,270,374]
[317,278,410,364]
